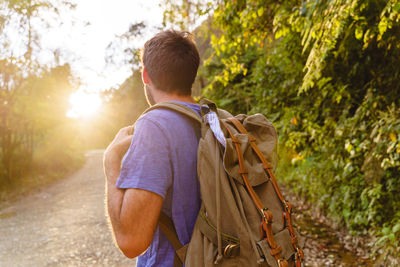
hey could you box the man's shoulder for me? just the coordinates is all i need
[138,102,200,130]
[138,108,181,128]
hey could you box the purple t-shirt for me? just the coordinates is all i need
[116,101,201,267]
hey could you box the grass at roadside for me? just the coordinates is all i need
[275,146,400,265]
[0,154,85,208]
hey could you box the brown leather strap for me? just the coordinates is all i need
[223,122,287,267]
[223,124,264,211]
[226,117,303,266]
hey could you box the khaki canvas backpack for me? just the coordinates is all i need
[145,99,304,267]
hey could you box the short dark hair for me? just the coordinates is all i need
[142,30,200,96]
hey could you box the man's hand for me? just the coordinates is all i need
[105,125,133,160]
[104,126,133,184]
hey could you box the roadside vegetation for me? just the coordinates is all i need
[175,0,400,263]
[0,1,147,204]
[0,1,85,203]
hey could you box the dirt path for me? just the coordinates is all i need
[0,150,372,267]
[0,150,135,267]
[281,187,373,267]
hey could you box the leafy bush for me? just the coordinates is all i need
[197,0,400,260]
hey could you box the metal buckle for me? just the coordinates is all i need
[223,243,238,258]
[260,208,266,218]
[284,200,291,214]
[296,247,303,258]
[260,208,270,224]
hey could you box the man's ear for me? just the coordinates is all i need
[142,67,150,84]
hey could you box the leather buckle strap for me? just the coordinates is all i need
[278,258,289,267]
[295,247,304,267]
[296,247,304,258]
[270,246,282,256]
[284,201,292,213]
[257,239,288,267]
[239,169,249,174]
[261,208,273,223]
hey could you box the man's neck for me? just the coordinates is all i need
[154,90,197,105]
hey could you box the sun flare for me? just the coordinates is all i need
[66,91,102,118]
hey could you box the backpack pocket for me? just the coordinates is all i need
[185,209,241,266]
[256,228,296,267]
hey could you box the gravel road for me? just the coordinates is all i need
[0,150,135,267]
[0,149,371,267]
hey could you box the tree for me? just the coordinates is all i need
[160,0,215,31]
[105,22,147,72]
[0,0,78,187]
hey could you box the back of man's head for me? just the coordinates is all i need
[142,30,200,96]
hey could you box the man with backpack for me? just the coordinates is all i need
[104,30,202,266]
[105,29,304,267]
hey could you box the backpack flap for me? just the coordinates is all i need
[256,228,295,267]
[222,113,278,187]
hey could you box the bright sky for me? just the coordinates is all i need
[43,0,163,93]
[3,1,204,118]
[25,0,204,118]
[36,0,164,118]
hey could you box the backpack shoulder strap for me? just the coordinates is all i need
[143,102,202,124]
[158,211,183,251]
[158,211,186,267]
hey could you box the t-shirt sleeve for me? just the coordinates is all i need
[116,116,173,199]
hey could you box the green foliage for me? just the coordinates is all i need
[192,0,400,260]
[160,0,215,30]
[0,62,82,184]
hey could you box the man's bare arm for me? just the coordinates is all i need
[104,126,163,258]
